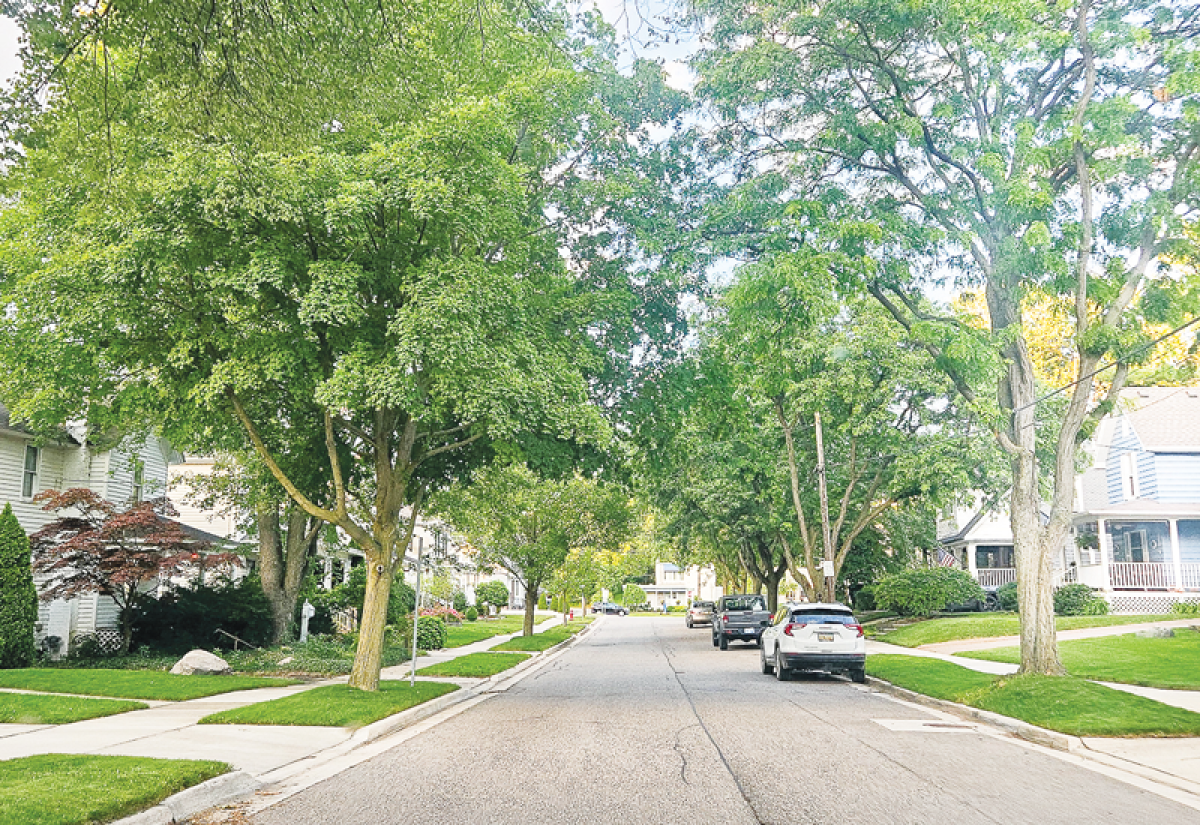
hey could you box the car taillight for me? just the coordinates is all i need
[783,623,806,636]
[721,614,730,623]
[847,624,864,638]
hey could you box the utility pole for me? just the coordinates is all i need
[408,536,424,687]
[815,412,835,603]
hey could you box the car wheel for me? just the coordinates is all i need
[774,649,789,681]
[619,610,627,616]
[686,618,693,628]
[851,668,866,684]
[711,633,719,648]
[760,645,775,675]
[719,635,728,650]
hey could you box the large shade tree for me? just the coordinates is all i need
[692,0,1200,673]
[0,1,686,689]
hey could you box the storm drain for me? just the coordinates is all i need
[873,719,980,733]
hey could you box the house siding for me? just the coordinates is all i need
[1106,424,1157,503]
[1152,454,1200,503]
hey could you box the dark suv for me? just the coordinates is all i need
[591,601,628,616]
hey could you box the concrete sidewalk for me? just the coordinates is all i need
[0,613,583,822]
[867,619,1200,798]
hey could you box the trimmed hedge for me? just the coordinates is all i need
[874,567,985,617]
[996,581,1019,612]
[1054,583,1108,616]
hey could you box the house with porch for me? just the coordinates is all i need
[937,387,1200,613]
[643,561,723,609]
[1,402,178,652]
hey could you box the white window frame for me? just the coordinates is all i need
[1120,452,1140,500]
[22,444,39,498]
[131,462,144,504]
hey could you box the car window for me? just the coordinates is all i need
[723,596,765,611]
[790,611,856,624]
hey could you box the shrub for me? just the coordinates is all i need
[0,503,37,668]
[622,584,647,606]
[452,591,468,614]
[308,565,416,632]
[1054,584,1108,616]
[466,606,479,622]
[417,616,446,650]
[476,581,509,611]
[996,581,1019,612]
[134,576,273,653]
[852,585,876,611]
[1170,600,1200,617]
[420,605,464,624]
[874,567,986,617]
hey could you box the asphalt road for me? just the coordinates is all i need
[245,616,1198,825]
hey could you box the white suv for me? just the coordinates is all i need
[759,603,866,683]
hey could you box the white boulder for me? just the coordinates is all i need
[170,649,232,675]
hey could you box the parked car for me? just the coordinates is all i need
[591,601,628,616]
[685,600,715,628]
[759,602,866,683]
[711,594,771,649]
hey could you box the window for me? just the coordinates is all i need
[131,463,144,504]
[22,445,39,498]
[1120,452,1140,500]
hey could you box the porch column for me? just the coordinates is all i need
[1098,518,1111,591]
[1169,519,1183,591]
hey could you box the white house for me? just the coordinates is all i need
[1,402,176,653]
[937,387,1200,613]
[644,561,723,609]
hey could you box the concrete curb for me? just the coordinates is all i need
[112,771,261,825]
[865,676,1075,751]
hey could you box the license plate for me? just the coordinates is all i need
[818,632,835,642]
[742,629,754,634]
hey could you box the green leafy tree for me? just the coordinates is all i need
[474,580,510,614]
[438,465,632,635]
[0,503,37,668]
[0,2,683,689]
[692,0,1200,673]
[622,583,647,607]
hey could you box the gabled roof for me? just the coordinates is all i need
[1116,387,1200,452]
[0,402,28,436]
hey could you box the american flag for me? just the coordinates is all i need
[937,549,958,568]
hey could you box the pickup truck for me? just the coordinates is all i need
[711,594,771,649]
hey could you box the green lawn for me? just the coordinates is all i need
[199,680,459,728]
[0,669,296,701]
[0,754,229,825]
[876,614,1166,647]
[490,621,589,652]
[444,614,554,648]
[867,654,1200,737]
[0,690,147,724]
[961,628,1200,690]
[416,652,530,678]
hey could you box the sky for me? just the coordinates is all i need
[1,16,18,85]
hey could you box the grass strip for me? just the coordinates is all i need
[416,652,530,678]
[876,614,1166,647]
[490,621,589,652]
[867,654,1200,737]
[0,753,228,825]
[960,628,1200,690]
[0,668,295,701]
[199,680,458,728]
[444,615,553,648]
[0,690,147,724]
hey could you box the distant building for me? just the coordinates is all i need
[644,562,722,609]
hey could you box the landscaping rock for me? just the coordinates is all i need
[1136,627,1175,639]
[278,656,294,665]
[170,649,232,675]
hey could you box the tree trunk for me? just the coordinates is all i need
[348,557,391,691]
[524,582,539,636]
[256,502,316,645]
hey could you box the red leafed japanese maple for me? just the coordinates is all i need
[30,489,237,654]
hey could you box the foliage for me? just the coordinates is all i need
[465,607,479,622]
[199,681,458,728]
[437,464,632,635]
[133,577,273,654]
[851,585,876,611]
[1171,601,1200,617]
[310,564,416,628]
[0,754,230,825]
[452,591,468,614]
[28,490,234,654]
[419,605,463,624]
[417,616,447,651]
[996,582,1020,613]
[222,632,411,675]
[0,503,37,668]
[622,584,647,607]
[1053,584,1109,617]
[475,581,510,612]
[874,568,985,617]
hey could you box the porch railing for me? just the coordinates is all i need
[1110,562,1172,590]
[1179,563,1200,590]
[976,568,1016,589]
